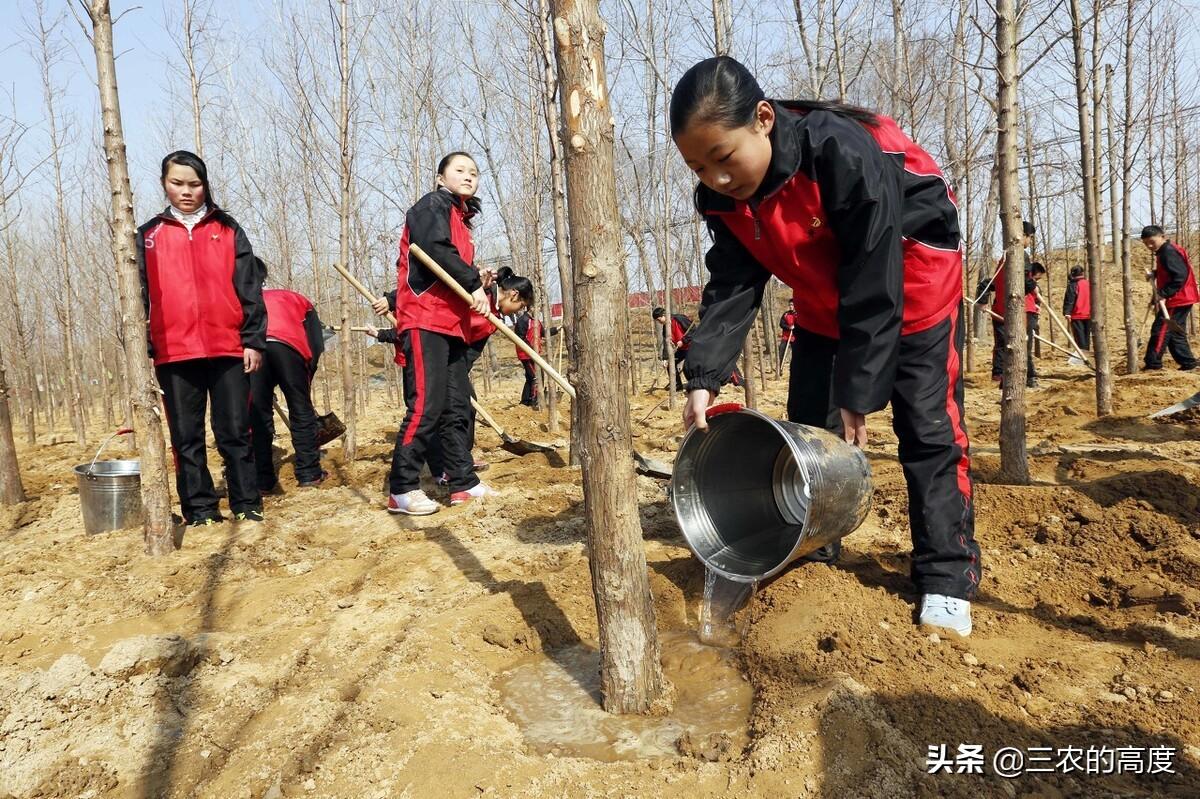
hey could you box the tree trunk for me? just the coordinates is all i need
[995,0,1029,483]
[549,0,665,714]
[742,333,757,409]
[182,0,205,156]
[1071,0,1113,415]
[0,336,24,504]
[1119,0,1138,373]
[84,0,175,555]
[336,0,356,461]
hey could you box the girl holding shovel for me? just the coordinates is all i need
[670,57,981,637]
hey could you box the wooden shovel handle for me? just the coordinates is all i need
[409,243,576,400]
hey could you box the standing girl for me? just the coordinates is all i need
[137,150,266,526]
[670,57,981,637]
[513,305,544,408]
[387,152,493,515]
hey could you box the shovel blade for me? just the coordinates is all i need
[1149,390,1200,419]
[500,435,556,455]
[632,450,672,479]
[315,412,347,446]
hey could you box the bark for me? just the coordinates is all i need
[1071,0,1113,414]
[83,0,175,555]
[549,0,665,714]
[0,335,24,504]
[336,0,356,460]
[995,0,1029,483]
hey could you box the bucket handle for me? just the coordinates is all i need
[86,428,134,477]
[706,403,743,419]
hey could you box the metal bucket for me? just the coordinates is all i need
[670,405,873,582]
[74,459,144,535]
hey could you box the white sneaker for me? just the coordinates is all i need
[450,482,493,506]
[388,490,439,516]
[918,593,972,637]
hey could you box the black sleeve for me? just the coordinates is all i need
[135,225,153,359]
[779,313,789,330]
[228,219,267,351]
[810,114,904,415]
[683,215,771,393]
[385,289,398,315]
[303,306,324,373]
[407,192,482,294]
[1062,281,1077,317]
[376,328,399,345]
[658,324,669,359]
[974,277,993,304]
[1023,274,1038,296]
[1159,247,1188,297]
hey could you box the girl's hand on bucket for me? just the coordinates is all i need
[840,408,867,447]
[684,389,715,431]
[243,348,262,374]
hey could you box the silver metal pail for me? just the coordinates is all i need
[74,456,144,535]
[670,404,873,582]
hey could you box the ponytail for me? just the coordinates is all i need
[496,266,534,307]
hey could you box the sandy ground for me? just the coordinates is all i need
[2,329,1200,799]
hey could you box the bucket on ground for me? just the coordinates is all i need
[74,428,144,535]
[670,404,872,582]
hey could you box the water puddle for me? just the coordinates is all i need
[699,569,757,647]
[498,630,752,762]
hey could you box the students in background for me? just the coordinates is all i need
[778,298,796,371]
[1141,225,1198,371]
[137,150,266,527]
[653,306,692,391]
[1062,265,1091,351]
[514,307,544,408]
[249,282,328,491]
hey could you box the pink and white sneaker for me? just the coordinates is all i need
[387,489,440,516]
[449,482,494,506]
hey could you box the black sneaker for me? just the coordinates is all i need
[234,509,265,523]
[297,471,329,488]
[189,514,224,528]
[1026,378,1039,388]
[1180,363,1197,371]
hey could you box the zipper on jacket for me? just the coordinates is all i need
[749,201,761,240]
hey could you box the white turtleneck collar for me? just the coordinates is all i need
[169,203,209,232]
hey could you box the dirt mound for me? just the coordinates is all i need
[2,360,1200,797]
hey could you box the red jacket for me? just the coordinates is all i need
[137,208,265,366]
[692,103,961,413]
[394,188,483,341]
[514,313,543,361]
[264,289,324,370]
[989,259,1039,317]
[1155,242,1200,308]
[779,310,797,342]
[1063,276,1091,320]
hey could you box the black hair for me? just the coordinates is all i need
[1023,220,1036,236]
[437,151,476,175]
[652,306,666,319]
[161,150,214,207]
[1141,225,1165,239]
[669,56,877,139]
[1069,265,1085,278]
[496,266,534,307]
[1029,262,1047,276]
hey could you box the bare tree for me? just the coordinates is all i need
[1070,0,1112,414]
[549,0,664,714]
[78,0,175,555]
[995,0,1030,483]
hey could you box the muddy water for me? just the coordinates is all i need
[498,631,752,762]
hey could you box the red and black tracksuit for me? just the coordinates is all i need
[389,188,483,496]
[987,259,1039,384]
[686,101,980,600]
[1062,275,1092,351]
[658,313,693,390]
[137,207,266,523]
[1146,241,1198,370]
[249,289,325,489]
[778,309,797,368]
[514,311,544,407]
